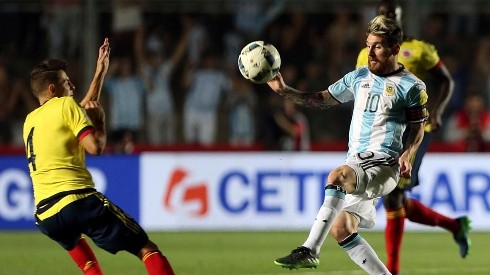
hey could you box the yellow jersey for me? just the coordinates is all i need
[356,36,440,81]
[23,97,95,206]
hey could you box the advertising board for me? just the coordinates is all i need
[2,152,488,231]
[140,152,490,231]
[0,155,139,229]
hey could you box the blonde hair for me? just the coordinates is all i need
[367,15,403,47]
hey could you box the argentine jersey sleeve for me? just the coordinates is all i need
[328,67,428,159]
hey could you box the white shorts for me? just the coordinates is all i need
[343,151,400,228]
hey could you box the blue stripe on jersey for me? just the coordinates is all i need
[328,66,426,159]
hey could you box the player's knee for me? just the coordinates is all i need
[327,167,355,193]
[327,168,343,185]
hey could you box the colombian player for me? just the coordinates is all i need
[23,39,175,274]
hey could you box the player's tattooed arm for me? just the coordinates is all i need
[267,72,338,109]
[278,87,339,110]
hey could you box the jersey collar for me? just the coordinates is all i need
[376,63,405,77]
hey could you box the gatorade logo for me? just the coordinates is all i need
[163,168,209,217]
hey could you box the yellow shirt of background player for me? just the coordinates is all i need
[23,97,95,206]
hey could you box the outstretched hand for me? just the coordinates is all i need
[97,38,110,74]
[80,38,111,108]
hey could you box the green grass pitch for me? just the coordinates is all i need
[0,230,488,274]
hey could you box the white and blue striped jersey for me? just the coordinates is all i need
[328,65,428,159]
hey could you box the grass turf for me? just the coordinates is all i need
[0,230,488,274]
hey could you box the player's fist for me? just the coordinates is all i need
[398,154,412,179]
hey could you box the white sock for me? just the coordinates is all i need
[302,185,345,256]
[341,233,391,275]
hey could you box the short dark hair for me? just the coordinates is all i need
[29,59,67,97]
[367,15,403,47]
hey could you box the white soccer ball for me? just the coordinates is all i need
[238,41,281,84]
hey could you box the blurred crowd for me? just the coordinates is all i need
[1,0,490,153]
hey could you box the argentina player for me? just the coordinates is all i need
[356,2,469,274]
[267,15,427,274]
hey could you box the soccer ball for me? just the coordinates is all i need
[238,41,281,84]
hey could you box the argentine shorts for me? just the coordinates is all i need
[343,151,399,228]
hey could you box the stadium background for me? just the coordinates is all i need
[0,0,488,226]
[0,0,490,151]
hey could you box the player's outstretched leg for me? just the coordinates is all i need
[274,246,319,270]
[405,198,472,258]
[274,185,346,270]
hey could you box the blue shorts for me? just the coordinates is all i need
[35,192,148,255]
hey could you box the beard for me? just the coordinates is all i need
[368,59,391,75]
